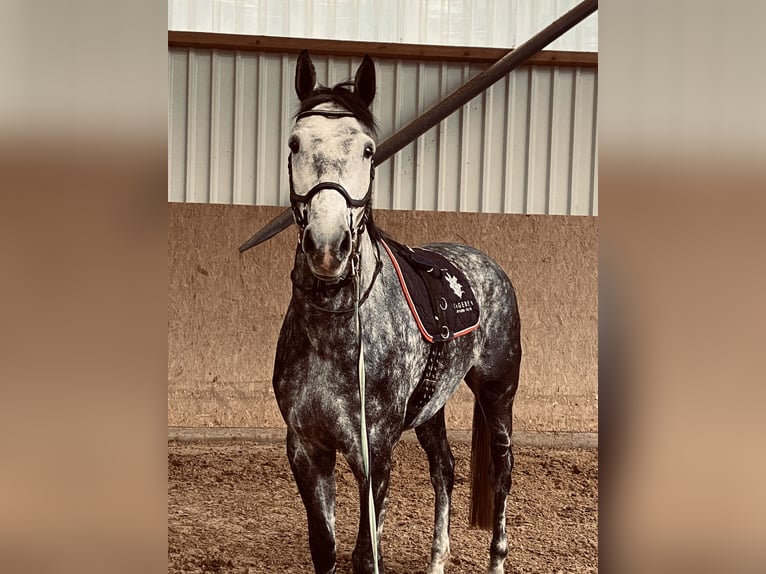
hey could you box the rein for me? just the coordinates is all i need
[351,255,380,574]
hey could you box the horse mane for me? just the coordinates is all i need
[365,209,393,245]
[295,81,379,137]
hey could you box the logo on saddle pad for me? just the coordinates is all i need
[444,272,464,299]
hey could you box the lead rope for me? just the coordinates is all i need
[351,252,380,574]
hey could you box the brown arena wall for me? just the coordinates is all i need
[168,204,597,433]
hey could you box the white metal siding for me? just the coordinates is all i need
[168,0,598,52]
[168,48,598,215]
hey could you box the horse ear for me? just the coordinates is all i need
[354,54,376,108]
[295,49,316,101]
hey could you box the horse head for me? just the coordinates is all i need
[288,50,378,282]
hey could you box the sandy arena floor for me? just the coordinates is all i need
[168,439,597,573]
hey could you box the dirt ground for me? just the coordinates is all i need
[168,439,598,573]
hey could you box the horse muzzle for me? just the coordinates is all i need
[301,224,353,281]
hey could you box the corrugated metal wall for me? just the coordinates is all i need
[168,0,598,52]
[168,48,598,215]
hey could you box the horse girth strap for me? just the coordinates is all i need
[404,341,446,427]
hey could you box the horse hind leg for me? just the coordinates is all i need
[415,407,455,574]
[466,363,520,574]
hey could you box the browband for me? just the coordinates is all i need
[295,109,356,121]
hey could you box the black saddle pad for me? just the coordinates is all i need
[381,239,480,342]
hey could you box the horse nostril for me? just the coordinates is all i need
[302,229,317,254]
[340,231,352,256]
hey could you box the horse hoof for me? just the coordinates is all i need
[426,551,450,574]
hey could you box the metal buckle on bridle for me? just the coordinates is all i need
[349,252,361,278]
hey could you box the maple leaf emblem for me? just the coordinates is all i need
[445,272,464,299]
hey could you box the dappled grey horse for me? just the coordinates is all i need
[257,50,521,574]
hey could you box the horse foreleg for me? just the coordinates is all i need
[350,443,393,574]
[287,429,338,574]
[415,408,455,574]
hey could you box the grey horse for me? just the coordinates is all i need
[266,50,521,574]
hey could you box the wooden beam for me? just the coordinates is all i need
[168,31,597,68]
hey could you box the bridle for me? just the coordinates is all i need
[289,109,375,237]
[288,108,382,313]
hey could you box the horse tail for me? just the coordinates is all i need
[469,398,494,530]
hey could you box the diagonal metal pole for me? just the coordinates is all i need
[239,0,598,252]
[373,0,597,164]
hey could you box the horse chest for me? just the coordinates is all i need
[273,348,365,443]
[273,331,421,449]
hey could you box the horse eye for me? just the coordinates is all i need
[288,138,300,154]
[363,144,374,159]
